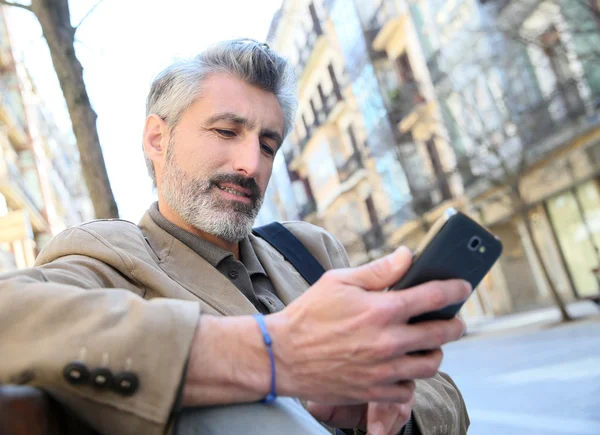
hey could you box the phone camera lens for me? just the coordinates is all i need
[468,236,481,251]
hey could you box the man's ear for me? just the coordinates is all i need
[143,114,170,172]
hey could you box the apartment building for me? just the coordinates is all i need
[265,0,600,321]
[408,0,600,315]
[0,8,93,272]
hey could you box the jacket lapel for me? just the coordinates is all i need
[250,233,311,306]
[138,212,257,316]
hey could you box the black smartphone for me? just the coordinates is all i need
[389,208,503,323]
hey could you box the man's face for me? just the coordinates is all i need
[156,73,284,242]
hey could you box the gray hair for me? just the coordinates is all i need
[144,38,298,187]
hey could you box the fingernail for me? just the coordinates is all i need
[394,246,412,264]
[369,422,384,435]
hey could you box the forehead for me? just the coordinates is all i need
[188,73,284,133]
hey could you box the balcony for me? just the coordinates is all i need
[362,224,385,252]
[337,152,364,183]
[365,1,399,37]
[0,162,47,232]
[283,144,296,166]
[0,94,28,150]
[295,2,324,77]
[455,154,478,189]
[457,78,588,191]
[518,78,586,145]
[5,163,40,211]
[298,196,317,220]
[380,204,417,237]
[322,87,344,119]
[387,81,425,128]
[495,0,543,27]
[426,50,447,86]
[297,71,345,153]
[298,120,320,153]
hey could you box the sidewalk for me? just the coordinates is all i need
[464,300,600,337]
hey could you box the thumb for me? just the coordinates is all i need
[344,246,412,291]
[306,402,335,422]
[307,402,365,428]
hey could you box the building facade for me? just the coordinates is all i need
[265,0,600,322]
[411,0,600,316]
[0,8,94,272]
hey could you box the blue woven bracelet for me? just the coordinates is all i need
[253,313,277,404]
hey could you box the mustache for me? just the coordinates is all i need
[208,173,261,198]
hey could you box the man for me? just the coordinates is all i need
[0,39,470,435]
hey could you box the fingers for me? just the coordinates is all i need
[385,279,472,321]
[400,318,465,354]
[363,380,416,403]
[306,402,365,429]
[367,399,414,435]
[343,246,413,291]
[371,349,445,384]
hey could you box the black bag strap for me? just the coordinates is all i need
[253,222,326,285]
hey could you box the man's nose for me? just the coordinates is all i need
[232,136,261,177]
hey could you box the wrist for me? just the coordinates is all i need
[263,310,297,398]
[182,314,273,406]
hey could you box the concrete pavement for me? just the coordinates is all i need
[441,315,600,434]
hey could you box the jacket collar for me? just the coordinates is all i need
[138,210,257,316]
[138,209,310,315]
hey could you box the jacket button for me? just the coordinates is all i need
[227,269,238,279]
[90,368,113,389]
[63,362,90,385]
[113,371,139,396]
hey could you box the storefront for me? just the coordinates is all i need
[545,179,600,298]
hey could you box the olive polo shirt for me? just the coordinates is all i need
[149,202,285,314]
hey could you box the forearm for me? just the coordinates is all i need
[182,310,311,407]
[0,273,200,435]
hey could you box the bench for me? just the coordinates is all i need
[0,386,97,435]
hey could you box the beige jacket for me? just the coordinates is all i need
[0,210,469,435]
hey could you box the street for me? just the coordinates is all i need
[441,318,600,434]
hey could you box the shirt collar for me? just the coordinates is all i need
[148,202,266,276]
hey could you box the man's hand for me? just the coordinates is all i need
[267,246,468,405]
[307,399,414,435]
[182,246,468,408]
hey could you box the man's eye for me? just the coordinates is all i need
[216,129,236,137]
[261,144,275,156]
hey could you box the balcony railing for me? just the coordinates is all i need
[283,145,296,165]
[322,87,344,118]
[5,162,41,212]
[337,152,364,183]
[387,81,425,127]
[295,2,324,76]
[517,78,586,149]
[362,224,385,252]
[365,0,399,34]
[361,0,399,59]
[298,120,320,152]
[455,78,588,189]
[298,196,317,220]
[297,74,345,153]
[426,50,446,85]
[380,204,417,237]
[455,154,478,189]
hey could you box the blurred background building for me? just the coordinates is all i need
[0,8,93,273]
[262,0,600,324]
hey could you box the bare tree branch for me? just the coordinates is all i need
[0,0,32,12]
[74,0,104,33]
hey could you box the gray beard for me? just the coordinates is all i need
[161,150,264,243]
